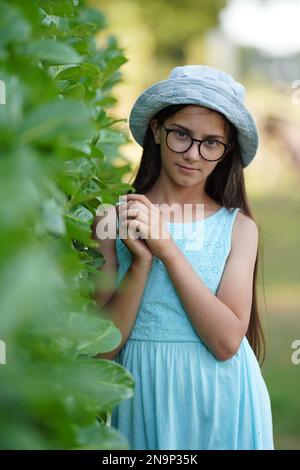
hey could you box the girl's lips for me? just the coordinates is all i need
[176,163,200,172]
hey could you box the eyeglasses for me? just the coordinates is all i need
[163,125,231,162]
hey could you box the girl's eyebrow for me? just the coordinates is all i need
[170,123,226,140]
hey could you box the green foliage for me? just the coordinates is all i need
[95,0,228,64]
[137,0,228,60]
[0,0,135,449]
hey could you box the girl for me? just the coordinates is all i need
[94,65,274,450]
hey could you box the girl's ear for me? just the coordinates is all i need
[149,118,161,145]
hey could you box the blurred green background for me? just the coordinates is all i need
[92,0,300,449]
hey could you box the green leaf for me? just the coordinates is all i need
[0,73,25,132]
[0,246,66,337]
[75,421,130,450]
[71,179,103,205]
[70,205,94,225]
[60,358,135,413]
[0,3,31,46]
[85,248,105,269]
[57,312,122,356]
[64,205,95,245]
[21,39,81,64]
[77,7,107,33]
[61,82,85,99]
[64,158,95,177]
[38,0,78,17]
[20,100,94,145]
[56,63,101,80]
[109,182,134,193]
[40,198,66,236]
[95,96,118,107]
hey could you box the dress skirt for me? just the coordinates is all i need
[111,336,274,450]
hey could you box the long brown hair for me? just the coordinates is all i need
[128,104,266,365]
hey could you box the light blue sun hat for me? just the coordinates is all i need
[128,64,259,168]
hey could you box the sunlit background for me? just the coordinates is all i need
[92,0,300,449]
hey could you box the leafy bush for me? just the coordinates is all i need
[0,0,135,449]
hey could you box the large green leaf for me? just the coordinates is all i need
[56,63,101,80]
[21,39,81,64]
[64,205,100,246]
[58,311,122,356]
[0,3,31,45]
[60,358,135,413]
[38,0,78,18]
[20,100,94,145]
[75,421,130,450]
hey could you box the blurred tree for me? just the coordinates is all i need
[133,0,228,63]
[91,0,228,81]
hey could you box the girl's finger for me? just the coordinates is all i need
[119,198,150,217]
[119,201,149,220]
[120,218,147,240]
[123,194,152,210]
[127,207,145,217]
[126,209,148,229]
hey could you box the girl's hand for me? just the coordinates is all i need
[118,194,175,261]
[116,201,153,268]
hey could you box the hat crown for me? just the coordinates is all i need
[169,65,245,103]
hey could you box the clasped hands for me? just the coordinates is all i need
[117,193,175,261]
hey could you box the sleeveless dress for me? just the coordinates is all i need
[110,206,274,450]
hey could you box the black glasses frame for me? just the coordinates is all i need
[163,125,232,162]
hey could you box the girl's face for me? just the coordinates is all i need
[150,105,230,187]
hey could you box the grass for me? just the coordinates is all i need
[252,193,300,289]
[251,191,300,449]
[261,311,300,449]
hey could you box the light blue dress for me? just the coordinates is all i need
[110,206,274,450]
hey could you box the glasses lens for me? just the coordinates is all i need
[167,130,192,152]
[166,130,227,161]
[200,139,226,161]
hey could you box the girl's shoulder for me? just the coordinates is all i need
[233,208,258,229]
[231,209,259,253]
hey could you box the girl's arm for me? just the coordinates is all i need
[91,208,152,361]
[97,262,152,360]
[160,211,259,361]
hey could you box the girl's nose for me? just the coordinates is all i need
[183,140,200,161]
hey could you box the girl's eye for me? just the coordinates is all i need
[175,131,188,139]
[205,138,219,147]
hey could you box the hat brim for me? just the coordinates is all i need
[128,78,259,168]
